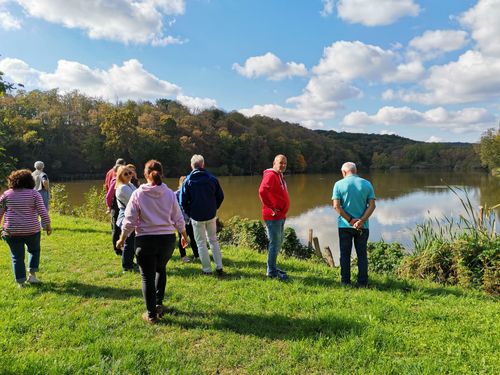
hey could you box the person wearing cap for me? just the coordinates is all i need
[32,161,50,210]
[104,158,126,193]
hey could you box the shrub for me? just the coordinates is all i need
[49,183,73,215]
[367,241,405,275]
[74,186,108,222]
[219,216,268,252]
[281,227,313,259]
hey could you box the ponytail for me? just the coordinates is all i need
[144,159,163,186]
[150,170,162,186]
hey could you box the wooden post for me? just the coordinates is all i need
[479,206,484,227]
[308,229,313,250]
[324,246,335,267]
[312,237,322,258]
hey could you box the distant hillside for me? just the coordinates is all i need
[0,90,481,178]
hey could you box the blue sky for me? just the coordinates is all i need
[1,0,499,142]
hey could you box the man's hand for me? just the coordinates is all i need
[353,219,365,230]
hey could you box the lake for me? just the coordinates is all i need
[60,171,500,263]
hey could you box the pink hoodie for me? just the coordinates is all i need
[121,183,185,237]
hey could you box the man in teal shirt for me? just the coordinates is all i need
[332,162,376,286]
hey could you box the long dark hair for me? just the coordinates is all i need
[144,160,163,186]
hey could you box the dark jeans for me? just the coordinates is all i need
[122,232,136,270]
[3,232,41,282]
[111,207,122,254]
[338,228,369,285]
[178,222,199,258]
[135,234,176,318]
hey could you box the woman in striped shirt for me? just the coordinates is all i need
[0,169,52,287]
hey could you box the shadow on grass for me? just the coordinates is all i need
[161,308,364,340]
[54,226,110,235]
[32,281,141,300]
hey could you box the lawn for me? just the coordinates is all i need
[0,214,498,374]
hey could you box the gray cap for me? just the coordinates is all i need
[115,158,126,166]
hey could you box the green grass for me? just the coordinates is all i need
[1,215,499,374]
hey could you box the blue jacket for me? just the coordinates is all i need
[180,169,224,221]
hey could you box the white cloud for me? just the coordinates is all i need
[0,57,216,110]
[459,0,500,57]
[176,95,217,112]
[320,0,334,17]
[408,30,469,61]
[314,41,396,81]
[426,136,442,143]
[336,0,420,26]
[385,61,425,83]
[239,73,361,127]
[0,10,21,30]
[342,105,496,133]
[391,50,500,105]
[14,0,186,46]
[233,52,307,81]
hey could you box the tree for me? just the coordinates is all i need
[478,128,500,172]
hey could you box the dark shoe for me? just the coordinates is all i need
[215,268,224,277]
[277,268,287,275]
[340,281,352,287]
[268,272,289,281]
[142,312,158,324]
[156,304,165,318]
[114,249,123,256]
[356,283,368,289]
[202,271,212,276]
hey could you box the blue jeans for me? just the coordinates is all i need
[38,189,49,210]
[3,232,41,283]
[265,219,285,276]
[338,228,369,285]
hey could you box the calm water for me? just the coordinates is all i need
[61,171,500,263]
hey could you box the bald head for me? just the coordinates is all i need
[273,154,287,173]
[341,162,357,176]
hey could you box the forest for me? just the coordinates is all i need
[0,89,487,179]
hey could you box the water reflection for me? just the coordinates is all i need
[61,171,500,263]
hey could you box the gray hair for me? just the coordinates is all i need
[191,154,205,169]
[34,161,44,170]
[341,162,357,173]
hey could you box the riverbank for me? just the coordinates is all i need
[0,214,498,374]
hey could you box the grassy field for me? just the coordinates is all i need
[0,214,499,374]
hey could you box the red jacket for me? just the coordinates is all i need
[104,168,116,193]
[258,168,290,221]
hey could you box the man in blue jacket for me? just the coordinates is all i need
[180,154,224,275]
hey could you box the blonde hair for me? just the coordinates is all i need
[178,175,186,189]
[115,165,132,190]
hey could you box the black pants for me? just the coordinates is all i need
[135,234,176,318]
[111,207,122,254]
[178,222,199,258]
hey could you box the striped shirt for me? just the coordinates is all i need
[0,188,51,236]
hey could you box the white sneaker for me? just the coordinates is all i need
[181,256,191,263]
[17,282,25,288]
[27,275,41,284]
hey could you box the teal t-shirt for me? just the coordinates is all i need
[332,175,376,229]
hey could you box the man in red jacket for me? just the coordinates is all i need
[258,154,290,281]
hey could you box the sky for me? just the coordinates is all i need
[1,0,499,143]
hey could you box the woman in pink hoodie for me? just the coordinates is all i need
[116,160,188,324]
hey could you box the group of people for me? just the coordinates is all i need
[0,153,376,324]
